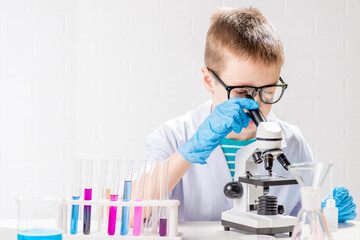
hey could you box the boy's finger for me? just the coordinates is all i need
[229,97,260,110]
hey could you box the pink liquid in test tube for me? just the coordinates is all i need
[132,199,143,236]
[107,194,118,235]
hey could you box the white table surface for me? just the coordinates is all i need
[178,221,360,239]
[1,220,359,239]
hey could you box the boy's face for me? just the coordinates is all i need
[201,54,281,140]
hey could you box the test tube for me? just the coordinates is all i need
[159,159,170,237]
[144,159,153,233]
[70,159,82,234]
[108,159,121,235]
[150,159,160,234]
[120,160,134,236]
[98,159,110,232]
[83,159,94,235]
[330,161,334,200]
[133,159,147,236]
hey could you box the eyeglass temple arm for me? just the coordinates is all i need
[207,68,228,89]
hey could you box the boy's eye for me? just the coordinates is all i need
[230,88,250,98]
[263,90,274,95]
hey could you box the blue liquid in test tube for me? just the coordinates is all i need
[120,180,132,235]
[70,196,80,234]
[70,159,82,235]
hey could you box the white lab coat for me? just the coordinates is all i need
[146,99,314,221]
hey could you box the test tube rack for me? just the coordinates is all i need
[61,198,182,240]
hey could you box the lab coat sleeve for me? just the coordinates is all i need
[145,119,183,160]
[285,125,315,216]
[294,125,314,164]
[145,117,189,199]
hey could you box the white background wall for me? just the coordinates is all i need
[0,0,359,219]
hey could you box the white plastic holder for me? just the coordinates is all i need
[62,198,182,240]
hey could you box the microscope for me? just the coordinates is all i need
[221,96,298,236]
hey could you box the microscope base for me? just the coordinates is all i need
[221,210,296,236]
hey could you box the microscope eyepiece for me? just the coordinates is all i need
[277,153,291,170]
[244,95,267,126]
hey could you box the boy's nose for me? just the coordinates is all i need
[253,93,261,104]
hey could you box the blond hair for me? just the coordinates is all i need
[204,7,284,73]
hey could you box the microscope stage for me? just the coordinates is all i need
[237,176,297,187]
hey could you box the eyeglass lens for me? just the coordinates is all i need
[230,86,284,104]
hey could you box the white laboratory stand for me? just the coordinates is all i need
[62,199,182,240]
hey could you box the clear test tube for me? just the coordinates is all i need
[70,159,82,234]
[144,159,153,233]
[159,159,170,237]
[120,159,134,235]
[151,158,161,234]
[133,159,147,236]
[107,159,121,235]
[98,159,110,232]
[83,159,94,235]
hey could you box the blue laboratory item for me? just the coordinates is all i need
[321,187,357,223]
[18,228,62,240]
[70,159,82,234]
[70,196,80,234]
[178,97,259,164]
[120,180,132,235]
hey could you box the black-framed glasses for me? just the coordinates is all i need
[208,68,288,104]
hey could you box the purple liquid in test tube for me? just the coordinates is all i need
[83,188,92,235]
[107,194,118,235]
[159,159,170,237]
[83,159,94,235]
[159,218,167,236]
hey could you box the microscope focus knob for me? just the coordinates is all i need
[278,205,285,215]
[223,182,243,199]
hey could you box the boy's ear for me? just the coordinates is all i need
[201,67,215,93]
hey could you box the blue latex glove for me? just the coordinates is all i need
[178,97,259,164]
[321,187,357,223]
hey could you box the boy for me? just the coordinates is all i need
[145,7,356,222]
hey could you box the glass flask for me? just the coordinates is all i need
[289,162,333,240]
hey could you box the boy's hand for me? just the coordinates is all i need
[321,187,357,222]
[178,97,259,164]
